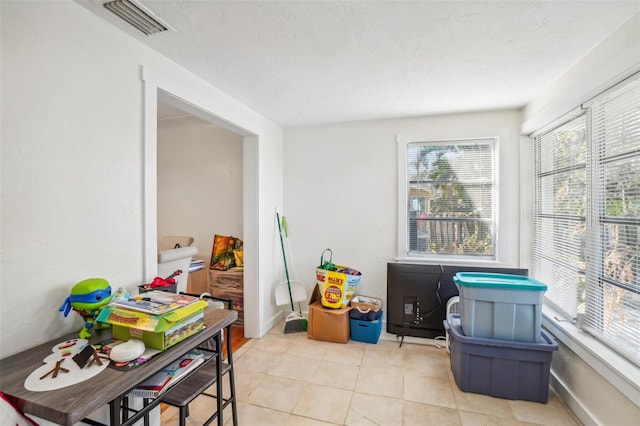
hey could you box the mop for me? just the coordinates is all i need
[276,212,307,333]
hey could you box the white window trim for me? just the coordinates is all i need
[397,132,507,265]
[521,141,640,416]
[542,305,640,403]
[523,81,640,407]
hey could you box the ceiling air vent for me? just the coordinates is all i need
[103,0,171,36]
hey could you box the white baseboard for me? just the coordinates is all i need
[550,370,597,426]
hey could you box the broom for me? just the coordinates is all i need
[277,212,307,333]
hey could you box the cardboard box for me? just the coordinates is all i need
[97,300,208,350]
[307,284,351,343]
[187,268,209,294]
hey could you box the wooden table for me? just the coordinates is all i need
[0,307,237,426]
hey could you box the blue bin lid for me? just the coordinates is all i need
[453,272,547,291]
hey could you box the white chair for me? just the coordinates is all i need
[159,236,195,251]
[157,236,197,293]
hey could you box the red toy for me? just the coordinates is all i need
[140,270,182,291]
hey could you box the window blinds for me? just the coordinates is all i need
[533,73,640,365]
[533,115,587,318]
[584,75,640,364]
[406,139,495,257]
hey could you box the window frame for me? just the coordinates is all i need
[531,112,588,320]
[531,73,640,367]
[397,134,500,263]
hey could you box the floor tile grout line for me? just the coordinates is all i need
[160,321,582,426]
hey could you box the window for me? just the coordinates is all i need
[532,115,587,318]
[533,74,640,365]
[401,138,496,259]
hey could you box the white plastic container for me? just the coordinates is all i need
[453,273,547,343]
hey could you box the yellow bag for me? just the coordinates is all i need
[315,249,362,309]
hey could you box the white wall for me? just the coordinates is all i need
[0,0,282,358]
[283,110,523,310]
[157,116,243,265]
[522,13,640,135]
[521,13,640,425]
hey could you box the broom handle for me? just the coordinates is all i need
[277,212,295,311]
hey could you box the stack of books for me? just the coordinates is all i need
[189,258,205,272]
[130,349,213,398]
[109,291,203,315]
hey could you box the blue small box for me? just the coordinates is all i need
[350,312,383,344]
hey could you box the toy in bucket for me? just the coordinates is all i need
[138,270,181,293]
[316,249,362,309]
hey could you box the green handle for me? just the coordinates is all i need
[277,212,295,311]
[319,248,334,270]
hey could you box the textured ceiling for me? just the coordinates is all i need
[81,1,640,127]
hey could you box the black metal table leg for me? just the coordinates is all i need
[109,397,122,426]
[216,331,223,426]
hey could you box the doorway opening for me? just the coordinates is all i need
[143,70,259,338]
[157,92,245,337]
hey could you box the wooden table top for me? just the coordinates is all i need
[0,307,237,425]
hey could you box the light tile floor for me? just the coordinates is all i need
[161,322,582,426]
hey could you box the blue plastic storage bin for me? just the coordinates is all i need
[350,312,383,344]
[444,314,557,403]
[453,272,547,342]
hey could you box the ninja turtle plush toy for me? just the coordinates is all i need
[59,278,113,339]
